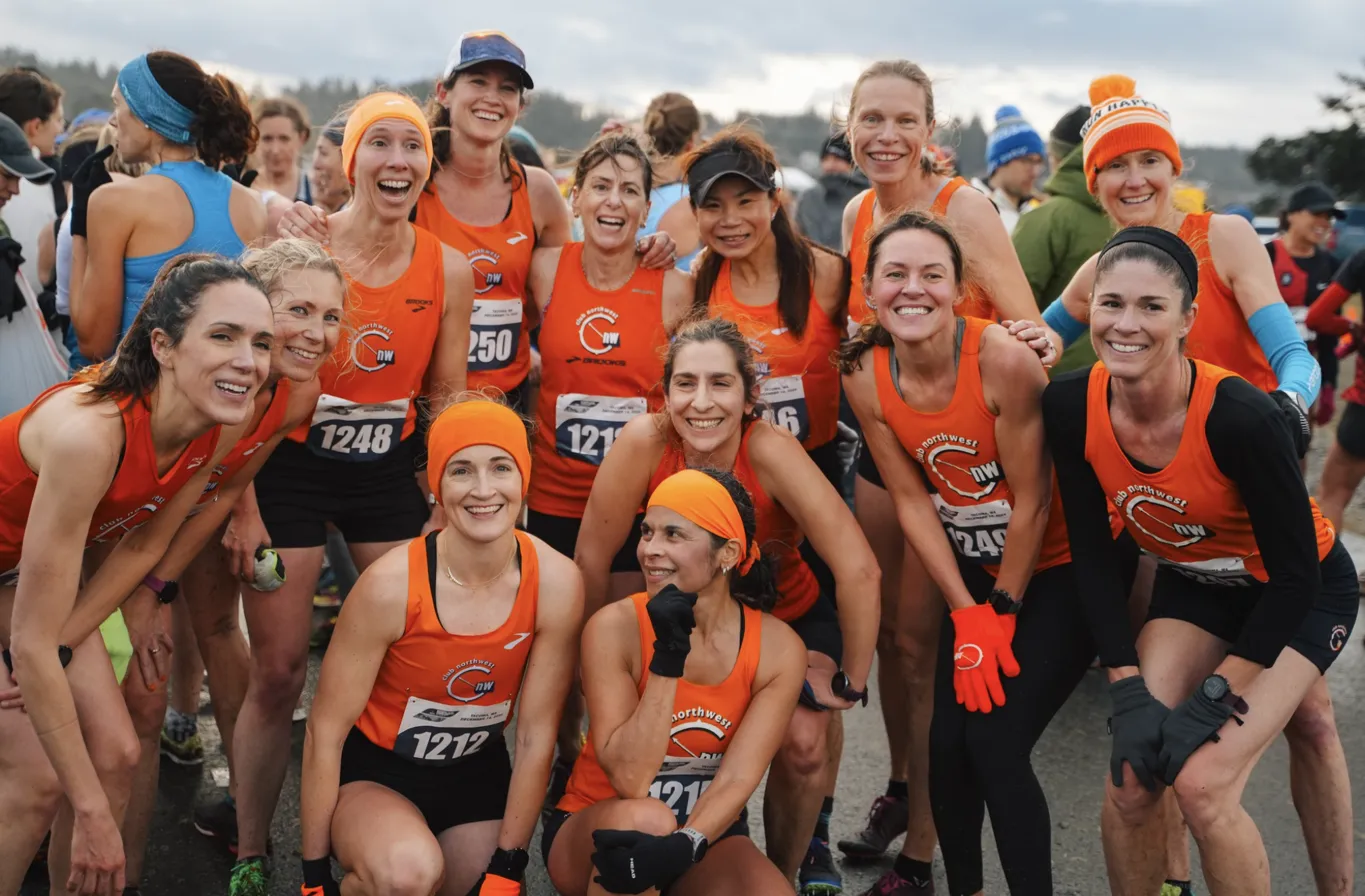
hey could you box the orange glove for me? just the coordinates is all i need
[951,604,1020,713]
[477,873,522,895]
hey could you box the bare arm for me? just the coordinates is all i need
[526,245,564,315]
[574,415,659,616]
[843,361,976,610]
[684,617,804,839]
[528,167,572,249]
[499,544,583,850]
[979,327,1052,599]
[1210,213,1290,319]
[580,600,676,798]
[948,186,1039,325]
[75,187,136,360]
[300,547,407,861]
[1059,253,1099,323]
[750,423,880,693]
[428,244,474,404]
[655,200,700,260]
[661,270,695,332]
[812,248,852,326]
[841,190,869,255]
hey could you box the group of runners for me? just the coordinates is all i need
[0,28,1361,896]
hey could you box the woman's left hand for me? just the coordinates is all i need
[1000,319,1060,367]
[636,232,678,271]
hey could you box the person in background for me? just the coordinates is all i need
[0,67,65,287]
[971,105,1044,235]
[1010,104,1113,373]
[639,91,703,270]
[250,96,312,204]
[795,133,869,251]
[1269,182,1345,424]
[508,123,547,170]
[310,117,349,213]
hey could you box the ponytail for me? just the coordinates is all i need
[144,51,257,168]
[696,468,778,613]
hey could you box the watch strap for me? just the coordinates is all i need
[677,826,708,861]
[142,574,167,594]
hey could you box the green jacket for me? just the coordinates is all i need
[1012,144,1114,372]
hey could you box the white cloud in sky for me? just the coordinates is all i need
[7,0,1363,146]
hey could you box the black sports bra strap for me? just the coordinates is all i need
[425,530,440,598]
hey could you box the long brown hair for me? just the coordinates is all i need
[423,70,524,190]
[144,51,257,168]
[572,131,654,196]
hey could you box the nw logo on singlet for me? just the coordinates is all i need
[669,706,733,756]
[915,434,1002,500]
[443,660,497,703]
[577,307,622,355]
[468,249,505,294]
[350,324,396,372]
[1112,485,1216,548]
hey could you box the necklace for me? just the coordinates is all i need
[444,541,518,590]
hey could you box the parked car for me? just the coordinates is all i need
[1329,203,1365,262]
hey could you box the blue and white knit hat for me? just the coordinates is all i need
[986,105,1045,176]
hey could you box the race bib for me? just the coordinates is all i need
[933,494,1011,565]
[647,756,721,826]
[760,375,810,443]
[468,299,523,372]
[1291,305,1312,342]
[306,395,407,462]
[555,394,647,466]
[392,695,510,766]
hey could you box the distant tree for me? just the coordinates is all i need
[1247,61,1365,200]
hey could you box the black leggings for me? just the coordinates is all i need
[928,561,1094,896]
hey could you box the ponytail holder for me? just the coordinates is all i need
[738,539,760,575]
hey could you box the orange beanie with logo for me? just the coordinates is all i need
[1080,74,1182,194]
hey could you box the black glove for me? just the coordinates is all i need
[300,857,340,896]
[591,829,697,894]
[68,145,115,239]
[0,237,25,322]
[645,585,698,678]
[222,162,259,189]
[1107,675,1170,792]
[1157,689,1242,785]
[1270,390,1311,458]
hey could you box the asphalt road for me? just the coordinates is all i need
[21,417,1365,896]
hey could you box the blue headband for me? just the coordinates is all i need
[117,55,196,145]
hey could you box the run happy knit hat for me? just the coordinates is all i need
[1081,74,1182,194]
[986,106,1045,176]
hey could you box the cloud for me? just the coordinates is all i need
[7,0,1362,146]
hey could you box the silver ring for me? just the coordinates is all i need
[149,648,159,654]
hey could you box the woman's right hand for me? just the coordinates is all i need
[224,509,272,582]
[68,146,115,239]
[277,202,331,245]
[68,804,126,895]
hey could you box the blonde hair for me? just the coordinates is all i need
[96,123,150,178]
[240,238,347,311]
[845,60,951,178]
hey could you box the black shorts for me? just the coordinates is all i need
[788,590,842,665]
[799,440,842,596]
[1145,539,1358,673]
[1336,401,1365,459]
[540,806,749,873]
[855,433,884,488]
[339,726,510,835]
[255,437,428,549]
[527,509,642,574]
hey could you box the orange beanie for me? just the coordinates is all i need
[1080,74,1182,194]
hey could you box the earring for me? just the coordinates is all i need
[721,565,731,575]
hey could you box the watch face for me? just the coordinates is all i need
[831,672,849,695]
[1201,675,1228,701]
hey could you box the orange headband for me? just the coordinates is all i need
[647,470,760,574]
[426,402,531,498]
[341,92,434,184]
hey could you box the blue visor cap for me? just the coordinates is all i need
[444,31,533,90]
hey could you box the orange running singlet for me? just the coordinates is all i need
[353,529,540,765]
[287,226,445,460]
[847,177,990,328]
[1085,360,1333,585]
[528,243,668,519]
[415,164,536,395]
[1178,213,1276,392]
[0,383,221,573]
[708,260,842,449]
[558,592,762,824]
[647,423,820,621]
[198,379,292,506]
[872,318,1071,574]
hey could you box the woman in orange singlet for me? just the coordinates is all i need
[0,255,274,895]
[227,92,475,891]
[299,398,582,896]
[1043,227,1356,895]
[575,318,880,883]
[545,469,807,895]
[842,211,1113,896]
[834,60,1055,868]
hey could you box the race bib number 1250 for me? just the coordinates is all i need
[468,299,523,372]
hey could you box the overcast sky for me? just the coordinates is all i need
[9,0,1363,147]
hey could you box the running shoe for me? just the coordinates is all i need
[194,793,238,853]
[858,869,934,895]
[158,727,204,766]
[229,856,269,896]
[798,837,843,895]
[1160,884,1196,896]
[312,583,341,611]
[837,795,908,859]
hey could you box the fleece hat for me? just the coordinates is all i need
[1049,104,1090,160]
[986,106,1045,176]
[1081,74,1182,194]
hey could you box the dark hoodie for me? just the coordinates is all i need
[796,169,870,251]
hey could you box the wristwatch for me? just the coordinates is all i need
[831,670,869,706]
[142,574,180,605]
[1279,390,1310,418]
[487,846,529,881]
[1,645,72,672]
[677,826,709,862]
[988,588,1023,616]
[1199,674,1249,714]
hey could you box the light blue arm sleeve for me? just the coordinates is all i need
[1042,298,1088,348]
[1247,302,1321,403]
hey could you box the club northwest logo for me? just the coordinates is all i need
[577,307,623,355]
[914,434,1003,500]
[350,324,396,372]
[669,706,733,758]
[443,659,496,703]
[1112,485,1215,548]
[468,249,505,295]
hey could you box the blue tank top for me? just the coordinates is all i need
[639,182,699,273]
[121,161,245,334]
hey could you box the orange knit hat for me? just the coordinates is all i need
[1081,74,1182,194]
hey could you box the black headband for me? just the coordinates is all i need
[686,149,776,204]
[1099,225,1199,301]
